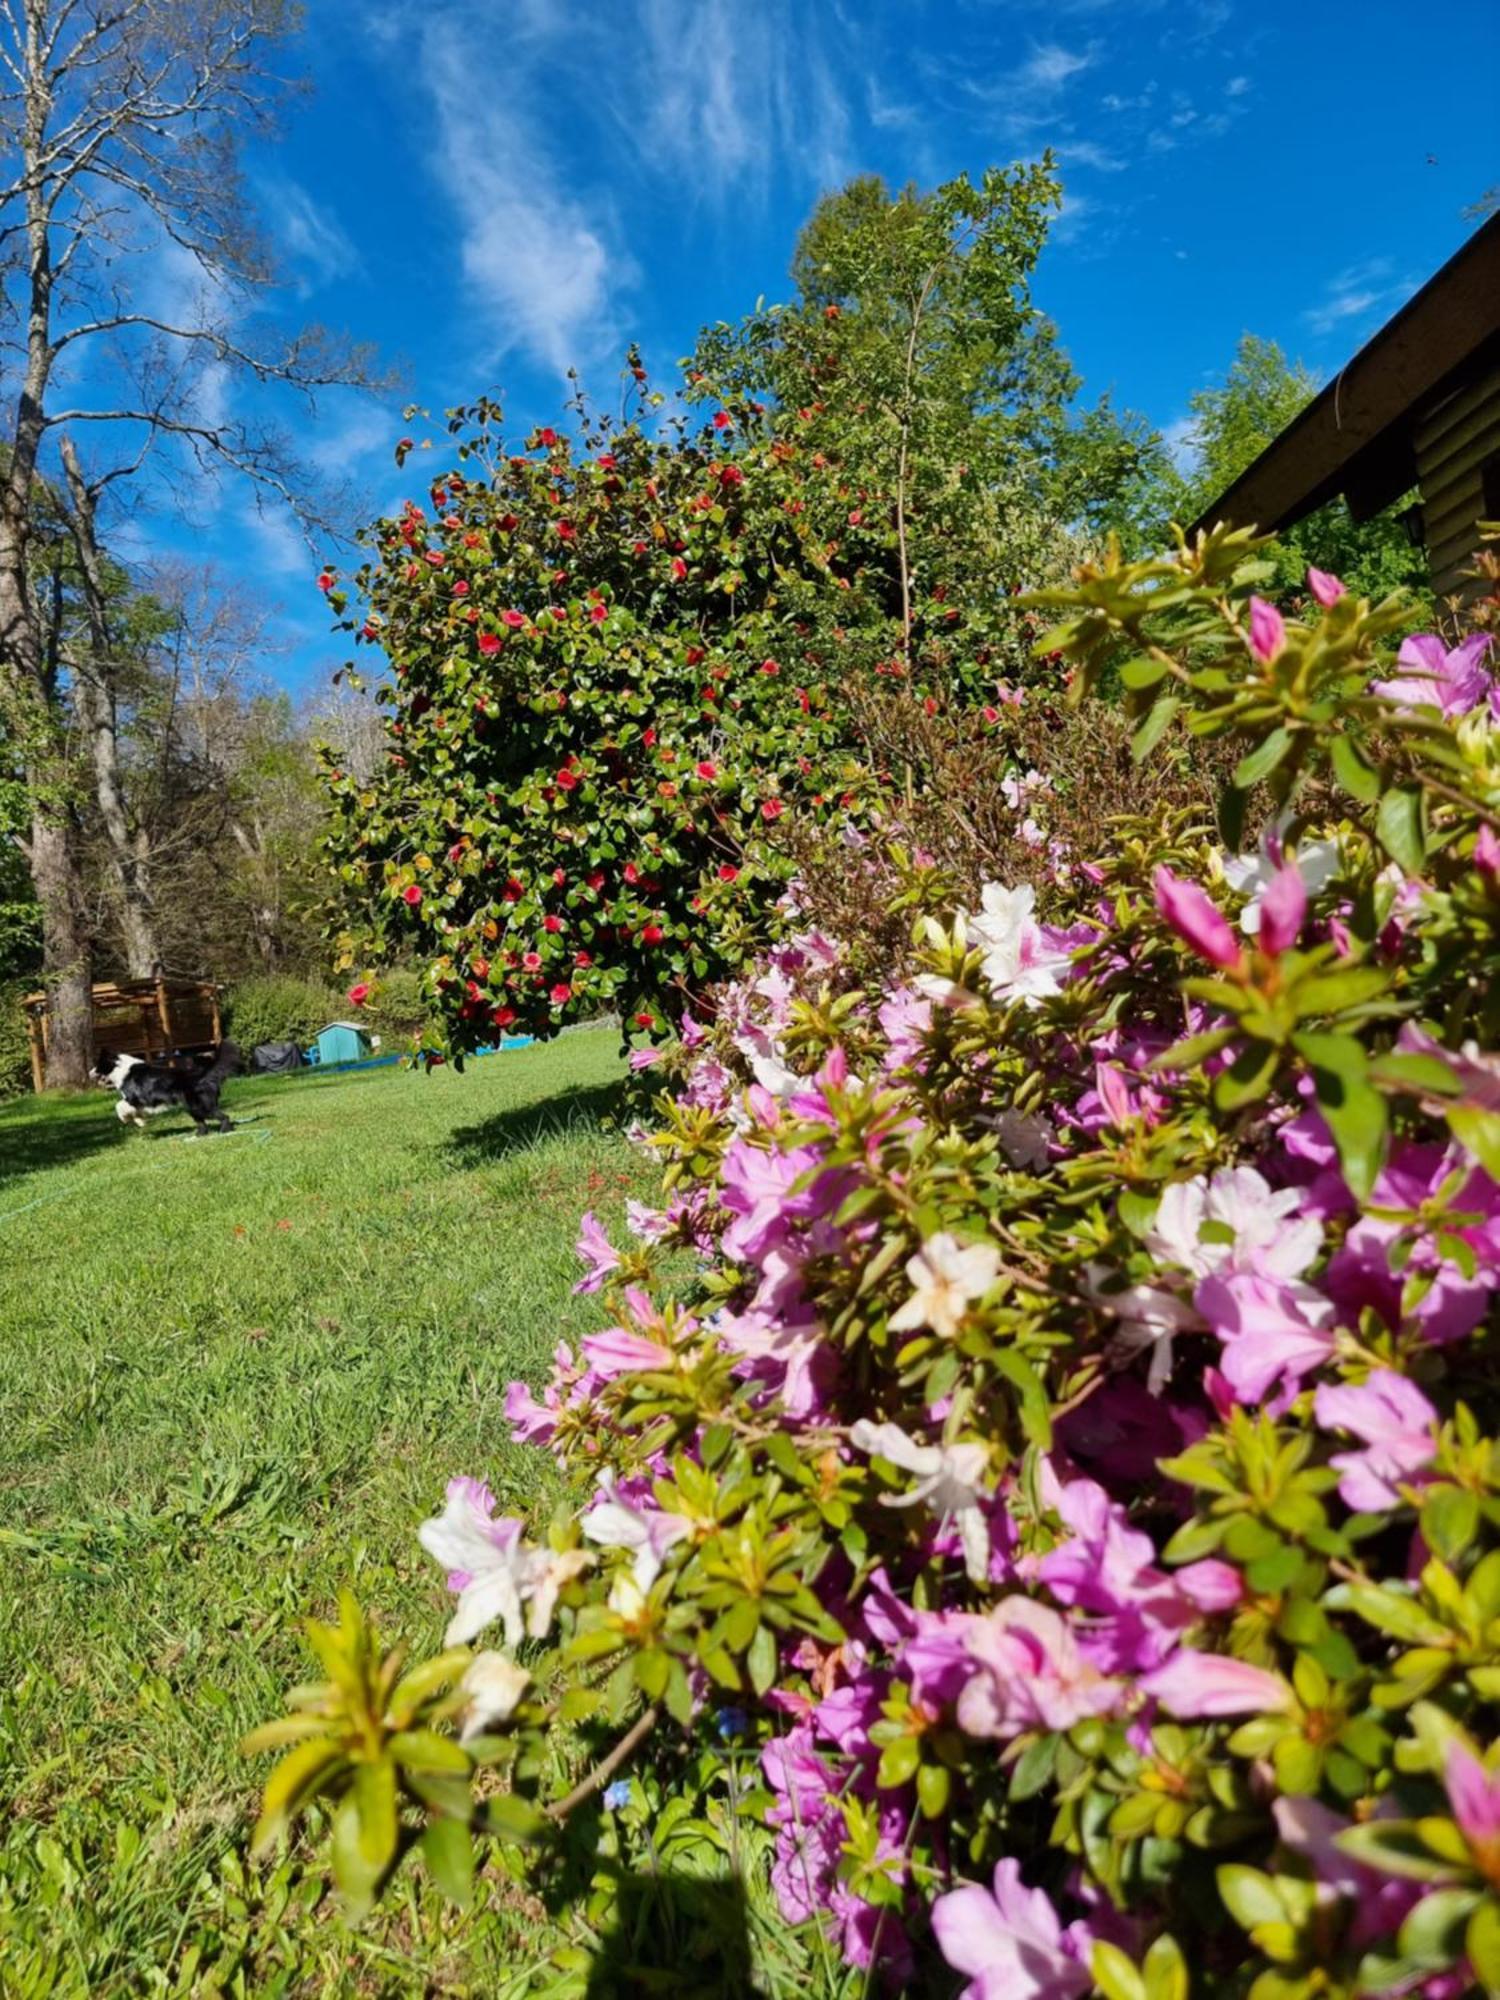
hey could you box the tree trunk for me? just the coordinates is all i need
[0,515,94,1086]
[63,436,160,979]
[26,799,93,1087]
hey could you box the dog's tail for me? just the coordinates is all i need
[201,1040,241,1084]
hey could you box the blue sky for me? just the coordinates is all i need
[160,0,1498,692]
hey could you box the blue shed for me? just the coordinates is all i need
[305,1021,380,1068]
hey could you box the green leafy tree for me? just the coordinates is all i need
[1185,334,1431,603]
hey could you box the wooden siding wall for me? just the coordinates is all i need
[1415,361,1500,600]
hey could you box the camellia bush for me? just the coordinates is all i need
[250,526,1500,1997]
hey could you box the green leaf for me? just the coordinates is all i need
[1397,1887,1480,1966]
[1217,1864,1286,1932]
[421,1818,475,1909]
[916,1762,951,1819]
[1120,656,1170,692]
[485,1791,547,1844]
[746,1623,777,1697]
[330,1793,385,1922]
[1233,726,1295,789]
[1293,1031,1388,1202]
[875,1732,920,1791]
[1467,1900,1500,1992]
[1131,694,1180,763]
[1330,732,1382,803]
[1092,1940,1148,2000]
[352,1757,398,1872]
[1376,786,1425,874]
[1421,1486,1480,1563]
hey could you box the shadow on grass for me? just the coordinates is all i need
[582,1869,762,2000]
[443,1078,629,1169]
[0,1091,125,1190]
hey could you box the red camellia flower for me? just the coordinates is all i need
[347,982,371,1006]
[642,728,656,749]
[761,799,784,821]
[634,1012,654,1029]
[550,982,572,1005]
[452,579,470,597]
[712,411,731,430]
[501,608,527,628]
[552,868,567,886]
[587,870,606,891]
[498,513,519,532]
[696,760,717,780]
[503,876,524,902]
[848,510,863,526]
[536,427,558,447]
[719,464,743,487]
[632,539,648,555]
[478,632,502,656]
[641,923,664,945]
[522,951,542,971]
[824,304,840,320]
[492,1006,517,1029]
[424,550,445,567]
[317,570,334,593]
[590,602,606,623]
[671,557,687,580]
[472,957,490,979]
[403,884,423,906]
[718,864,739,882]
[574,950,592,967]
[761,659,780,676]
[556,520,576,541]
[624,863,641,884]
[556,767,579,791]
[544,914,562,933]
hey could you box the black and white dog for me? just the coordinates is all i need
[93,1042,240,1136]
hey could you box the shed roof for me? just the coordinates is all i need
[1191,212,1500,536]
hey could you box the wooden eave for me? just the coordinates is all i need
[1191,212,1500,535]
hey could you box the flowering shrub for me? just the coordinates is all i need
[251,527,1500,1996]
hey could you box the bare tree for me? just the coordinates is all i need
[0,0,382,1082]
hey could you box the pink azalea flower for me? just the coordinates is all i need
[932,1859,1094,2000]
[572,1211,622,1295]
[1248,596,1286,662]
[1444,1743,1500,1880]
[955,1598,1121,1738]
[1153,866,1244,970]
[504,1378,556,1446]
[580,1326,674,1377]
[1306,567,1346,606]
[1258,861,1308,954]
[1196,1269,1338,1406]
[1313,1370,1438,1512]
[1139,1650,1292,1718]
[1372,632,1495,718]
[1274,1797,1421,1949]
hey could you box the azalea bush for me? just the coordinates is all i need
[250,527,1500,1998]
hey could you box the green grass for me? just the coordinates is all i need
[0,1035,645,1997]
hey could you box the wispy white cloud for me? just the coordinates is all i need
[1226,74,1250,95]
[414,17,628,379]
[1303,259,1413,338]
[263,177,361,298]
[1059,139,1128,172]
[1162,415,1199,475]
[1021,42,1097,89]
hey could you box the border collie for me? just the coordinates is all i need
[93,1042,240,1136]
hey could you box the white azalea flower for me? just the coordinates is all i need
[851,1420,992,1582]
[457,1651,530,1742]
[1147,1167,1321,1282]
[1223,838,1340,936]
[581,1472,692,1591]
[1084,1264,1202,1395]
[890,1231,1003,1339]
[964,882,1073,1005]
[418,1483,593,1648]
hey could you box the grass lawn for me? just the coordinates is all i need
[0,1033,643,1997]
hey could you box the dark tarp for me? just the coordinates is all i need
[252,1041,305,1073]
